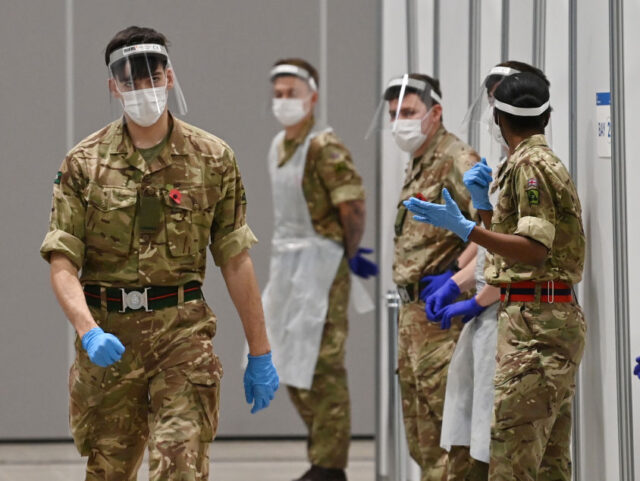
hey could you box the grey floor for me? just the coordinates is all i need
[0,439,374,481]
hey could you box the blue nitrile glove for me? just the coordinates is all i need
[349,247,379,279]
[438,296,486,330]
[419,270,455,302]
[81,327,125,368]
[425,278,461,322]
[403,188,476,241]
[463,157,493,211]
[635,357,640,380]
[244,352,279,414]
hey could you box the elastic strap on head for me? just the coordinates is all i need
[270,64,318,91]
[108,43,168,66]
[494,98,551,117]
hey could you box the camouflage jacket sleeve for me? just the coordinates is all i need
[443,149,479,222]
[40,156,88,270]
[512,161,556,250]
[313,136,365,206]
[209,151,258,266]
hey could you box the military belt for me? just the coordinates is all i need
[83,281,203,312]
[397,278,431,304]
[500,280,572,303]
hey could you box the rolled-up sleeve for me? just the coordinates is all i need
[40,156,87,270]
[316,143,365,206]
[210,151,258,266]
[514,161,557,250]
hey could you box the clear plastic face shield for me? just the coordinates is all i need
[269,64,317,127]
[108,43,187,127]
[366,75,441,154]
[460,66,521,163]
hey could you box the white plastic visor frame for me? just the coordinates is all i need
[385,76,442,103]
[494,99,551,116]
[270,64,318,91]
[488,66,520,77]
[108,43,168,66]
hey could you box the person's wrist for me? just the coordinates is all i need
[81,326,103,350]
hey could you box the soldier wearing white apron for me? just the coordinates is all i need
[263,58,377,481]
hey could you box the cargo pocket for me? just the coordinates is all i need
[68,360,107,455]
[85,183,137,256]
[185,358,223,442]
[493,349,556,430]
[164,187,217,256]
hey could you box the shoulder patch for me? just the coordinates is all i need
[334,162,349,174]
[54,171,62,185]
[526,178,538,190]
[527,189,540,205]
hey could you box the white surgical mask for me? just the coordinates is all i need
[391,119,427,153]
[272,98,308,126]
[120,87,167,127]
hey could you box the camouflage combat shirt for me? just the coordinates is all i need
[40,116,257,287]
[484,135,585,284]
[277,116,365,243]
[393,126,479,286]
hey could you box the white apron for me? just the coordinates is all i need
[440,246,498,463]
[262,128,345,390]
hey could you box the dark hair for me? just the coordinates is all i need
[493,71,551,133]
[272,58,319,88]
[384,73,442,108]
[105,26,169,81]
[485,60,550,93]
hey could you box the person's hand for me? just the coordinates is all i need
[418,270,454,302]
[634,356,640,380]
[244,352,279,414]
[348,247,379,279]
[463,157,493,210]
[424,278,461,322]
[438,296,486,330]
[403,188,476,241]
[81,327,125,368]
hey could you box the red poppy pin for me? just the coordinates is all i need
[169,189,182,205]
[414,192,427,201]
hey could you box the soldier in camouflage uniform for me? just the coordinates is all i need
[382,74,479,481]
[264,59,377,481]
[404,72,585,481]
[40,26,278,481]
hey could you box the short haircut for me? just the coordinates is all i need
[272,58,319,88]
[493,71,551,133]
[384,73,442,108]
[105,26,169,81]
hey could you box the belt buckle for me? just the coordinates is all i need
[397,286,410,304]
[546,280,555,304]
[120,288,152,313]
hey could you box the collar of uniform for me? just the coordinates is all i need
[405,125,447,186]
[107,114,187,173]
[511,133,548,160]
[279,115,315,167]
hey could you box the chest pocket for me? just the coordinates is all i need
[85,184,137,256]
[163,186,218,257]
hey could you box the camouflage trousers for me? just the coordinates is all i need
[287,258,351,469]
[489,301,586,481]
[70,298,223,481]
[397,300,465,481]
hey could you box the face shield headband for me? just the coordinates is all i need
[269,64,318,92]
[493,99,551,116]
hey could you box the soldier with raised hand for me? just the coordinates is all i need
[404,71,586,481]
[375,73,479,480]
[262,58,377,481]
[40,26,278,480]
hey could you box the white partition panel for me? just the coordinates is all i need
[439,0,470,131]
[575,0,620,479]
[508,0,534,64]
